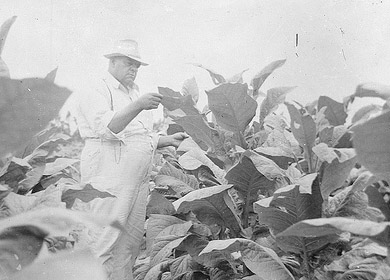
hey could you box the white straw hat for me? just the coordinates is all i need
[104,39,148,66]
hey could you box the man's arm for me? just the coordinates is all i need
[108,92,162,134]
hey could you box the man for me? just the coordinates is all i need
[75,39,187,280]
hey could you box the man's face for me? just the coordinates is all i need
[111,56,141,87]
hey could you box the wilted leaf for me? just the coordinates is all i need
[11,249,107,280]
[317,96,347,126]
[319,149,357,199]
[0,77,71,158]
[206,83,257,138]
[226,68,249,83]
[354,83,390,100]
[351,111,390,180]
[351,104,382,125]
[190,63,226,85]
[277,217,390,246]
[159,87,200,116]
[181,77,199,103]
[285,102,316,172]
[259,87,296,128]
[199,238,294,280]
[61,184,115,208]
[172,185,242,236]
[250,59,286,98]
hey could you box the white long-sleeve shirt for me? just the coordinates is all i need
[75,73,159,146]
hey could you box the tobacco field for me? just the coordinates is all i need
[1,16,390,280]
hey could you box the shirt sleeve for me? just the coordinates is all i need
[78,83,121,140]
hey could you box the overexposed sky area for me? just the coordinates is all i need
[1,0,390,111]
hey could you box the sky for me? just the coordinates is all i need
[1,0,390,115]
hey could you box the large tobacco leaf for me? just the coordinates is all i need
[313,144,357,199]
[154,175,195,198]
[11,249,107,280]
[0,208,119,277]
[351,104,382,125]
[61,184,115,209]
[159,87,200,116]
[353,83,390,100]
[149,222,193,267]
[254,182,335,255]
[225,151,282,227]
[0,76,71,158]
[172,185,242,237]
[259,86,296,128]
[206,83,257,146]
[250,59,286,98]
[43,158,78,176]
[254,146,295,169]
[317,95,347,126]
[351,110,390,180]
[158,161,199,190]
[0,207,121,237]
[0,225,48,277]
[277,217,390,247]
[174,115,219,153]
[199,238,294,280]
[146,191,176,216]
[178,148,226,182]
[285,102,316,172]
[146,214,187,254]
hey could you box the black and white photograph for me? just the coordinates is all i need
[1,1,390,279]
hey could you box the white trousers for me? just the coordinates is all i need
[79,135,154,280]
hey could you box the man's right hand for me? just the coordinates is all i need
[136,92,163,110]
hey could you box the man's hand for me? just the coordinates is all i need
[136,92,163,110]
[157,132,189,148]
[169,132,189,148]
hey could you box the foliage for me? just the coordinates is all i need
[2,14,390,280]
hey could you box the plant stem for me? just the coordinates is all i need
[301,239,314,280]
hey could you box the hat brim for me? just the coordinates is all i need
[104,53,148,66]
